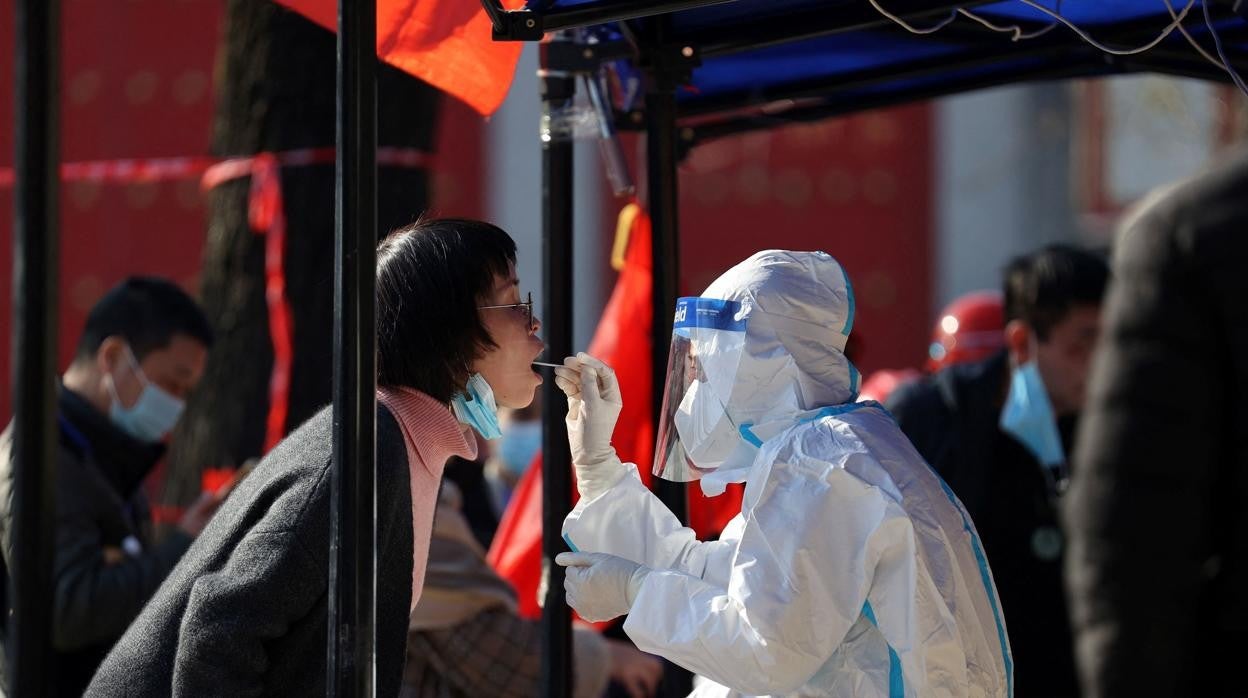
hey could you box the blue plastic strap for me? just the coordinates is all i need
[738,423,763,447]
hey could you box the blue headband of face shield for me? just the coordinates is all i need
[654,297,749,482]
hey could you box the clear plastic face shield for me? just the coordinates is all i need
[653,297,748,482]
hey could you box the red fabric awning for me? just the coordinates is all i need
[275,0,524,116]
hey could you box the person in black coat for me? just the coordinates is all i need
[886,244,1108,697]
[1064,148,1248,698]
[86,218,547,697]
[0,277,218,698]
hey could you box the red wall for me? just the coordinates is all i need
[0,0,223,421]
[0,1,485,422]
[678,104,933,375]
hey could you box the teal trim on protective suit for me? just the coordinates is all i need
[861,602,905,698]
[809,401,872,421]
[841,261,856,337]
[738,423,764,447]
[936,478,1014,697]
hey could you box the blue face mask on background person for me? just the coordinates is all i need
[107,345,186,443]
[499,420,542,475]
[999,361,1065,467]
[451,373,503,440]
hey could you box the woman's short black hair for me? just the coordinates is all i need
[75,276,214,362]
[376,217,517,403]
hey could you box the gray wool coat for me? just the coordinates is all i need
[87,405,416,697]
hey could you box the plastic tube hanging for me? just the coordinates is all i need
[585,69,636,196]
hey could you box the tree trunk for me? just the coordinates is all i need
[164,1,440,507]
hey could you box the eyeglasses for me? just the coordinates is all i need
[479,291,535,327]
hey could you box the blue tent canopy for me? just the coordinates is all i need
[474,7,1248,698]
[486,0,1248,139]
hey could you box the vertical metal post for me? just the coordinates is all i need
[646,74,687,529]
[539,42,576,698]
[8,0,59,693]
[645,28,694,698]
[328,0,377,693]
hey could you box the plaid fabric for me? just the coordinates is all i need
[401,607,541,698]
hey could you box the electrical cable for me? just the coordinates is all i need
[1162,0,1225,68]
[867,0,957,34]
[1014,0,1195,55]
[1202,0,1248,95]
[957,1,1060,42]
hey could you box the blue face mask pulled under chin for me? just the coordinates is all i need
[451,373,503,440]
[107,346,186,443]
[999,361,1065,467]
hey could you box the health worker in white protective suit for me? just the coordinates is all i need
[553,250,1013,698]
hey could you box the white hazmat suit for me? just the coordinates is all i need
[555,250,1012,697]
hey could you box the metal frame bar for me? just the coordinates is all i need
[639,17,694,695]
[482,0,735,39]
[538,42,577,698]
[680,10,1248,120]
[8,0,59,691]
[643,35,687,540]
[327,0,378,693]
[673,10,1248,139]
[695,0,989,58]
[688,60,1110,143]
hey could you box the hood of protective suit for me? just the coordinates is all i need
[659,250,859,494]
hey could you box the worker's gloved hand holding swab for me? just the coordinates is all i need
[551,353,628,500]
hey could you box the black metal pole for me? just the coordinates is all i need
[539,42,576,698]
[646,75,686,533]
[8,0,59,693]
[644,33,694,698]
[327,0,377,693]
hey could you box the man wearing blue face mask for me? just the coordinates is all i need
[0,276,216,697]
[887,244,1108,697]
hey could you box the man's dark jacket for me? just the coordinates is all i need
[886,352,1079,697]
[1063,149,1248,698]
[85,405,415,697]
[0,388,192,697]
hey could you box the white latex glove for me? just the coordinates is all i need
[557,552,651,623]
[553,353,627,500]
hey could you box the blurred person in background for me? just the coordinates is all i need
[403,476,663,698]
[484,401,543,517]
[858,290,1004,404]
[1065,149,1248,698]
[0,277,218,698]
[887,245,1108,697]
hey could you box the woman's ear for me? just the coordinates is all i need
[1004,320,1032,365]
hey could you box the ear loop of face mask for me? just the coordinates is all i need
[105,344,145,406]
[106,344,187,442]
[1001,334,1068,499]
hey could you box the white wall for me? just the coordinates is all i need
[487,46,611,355]
[934,83,1079,315]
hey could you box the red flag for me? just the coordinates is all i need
[275,0,524,116]
[487,203,743,620]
